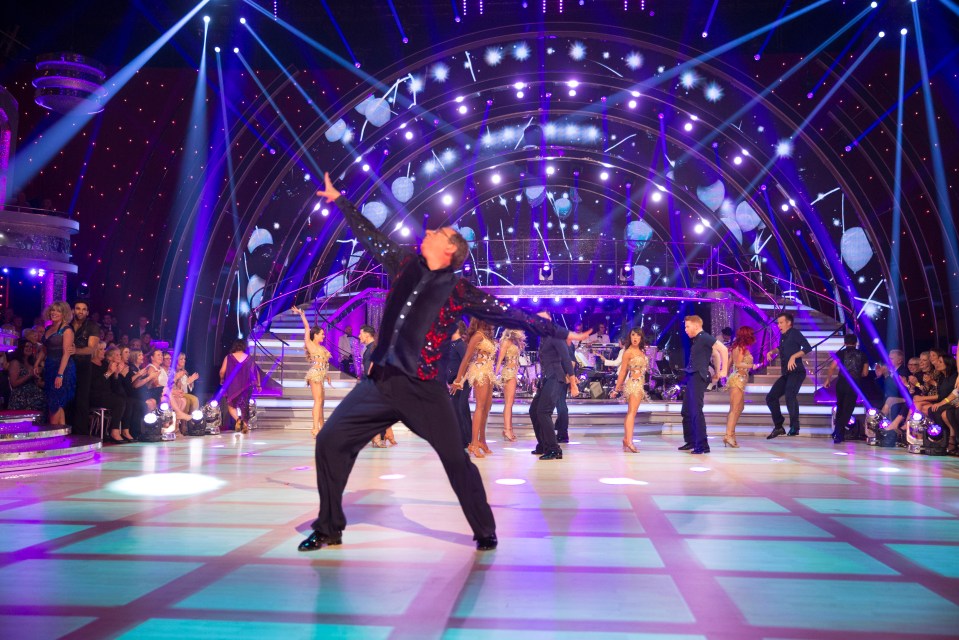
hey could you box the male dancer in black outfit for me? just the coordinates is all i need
[764,312,813,438]
[679,315,728,454]
[530,311,583,460]
[299,174,590,552]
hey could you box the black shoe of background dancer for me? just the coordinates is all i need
[475,534,498,551]
[787,428,800,436]
[691,447,710,454]
[297,531,342,552]
[539,450,563,460]
[766,426,786,439]
[531,447,544,455]
[557,437,570,443]
[678,443,694,451]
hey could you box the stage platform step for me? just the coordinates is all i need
[0,434,102,473]
[0,412,102,473]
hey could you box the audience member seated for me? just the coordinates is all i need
[927,355,958,455]
[7,339,45,412]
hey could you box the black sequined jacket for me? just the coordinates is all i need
[335,195,568,381]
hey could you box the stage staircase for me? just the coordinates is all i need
[252,300,854,439]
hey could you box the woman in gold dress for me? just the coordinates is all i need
[495,329,525,442]
[293,306,332,437]
[723,326,756,448]
[609,328,648,453]
[453,319,497,457]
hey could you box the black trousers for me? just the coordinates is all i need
[450,381,472,447]
[555,389,569,441]
[529,378,564,454]
[833,380,858,439]
[766,368,806,432]
[311,367,494,540]
[72,359,93,435]
[681,374,708,449]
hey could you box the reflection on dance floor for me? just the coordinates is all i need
[0,429,957,638]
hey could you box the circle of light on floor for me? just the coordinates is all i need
[689,466,711,473]
[107,473,227,497]
[877,467,900,473]
[379,474,405,480]
[495,478,527,485]
[599,477,649,485]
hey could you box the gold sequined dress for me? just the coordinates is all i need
[465,336,497,387]
[622,352,649,400]
[728,350,753,391]
[305,346,331,384]
[499,341,521,383]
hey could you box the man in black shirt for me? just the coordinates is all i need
[70,301,100,435]
[530,311,582,460]
[358,325,376,380]
[300,174,590,553]
[823,334,869,444]
[764,312,813,438]
[680,315,728,454]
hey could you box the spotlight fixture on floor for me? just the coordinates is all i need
[247,398,258,431]
[158,404,176,441]
[185,409,207,436]
[203,400,222,434]
[141,411,162,442]
[864,408,880,445]
[876,417,898,448]
[906,411,926,454]
[923,420,948,456]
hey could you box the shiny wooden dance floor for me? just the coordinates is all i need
[1,429,958,639]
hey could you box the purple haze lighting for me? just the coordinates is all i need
[754,54,761,61]
[403,37,409,43]
[807,92,814,99]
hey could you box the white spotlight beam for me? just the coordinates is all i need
[9,0,211,195]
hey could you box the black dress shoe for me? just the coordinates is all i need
[539,450,563,460]
[691,447,710,454]
[297,531,342,552]
[475,534,498,551]
[833,437,844,444]
[678,443,694,451]
[530,447,544,455]
[766,426,786,439]
[787,428,800,436]
[556,437,570,443]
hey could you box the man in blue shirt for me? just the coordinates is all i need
[764,312,813,438]
[680,315,728,454]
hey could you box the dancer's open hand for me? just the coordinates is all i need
[314,172,341,202]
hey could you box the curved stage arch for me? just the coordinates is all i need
[157,23,953,368]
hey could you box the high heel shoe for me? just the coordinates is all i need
[479,442,492,455]
[502,427,517,442]
[723,435,740,448]
[386,434,397,446]
[467,443,485,458]
[622,439,638,453]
